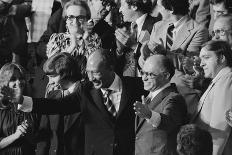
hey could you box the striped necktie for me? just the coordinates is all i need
[166,24,175,51]
[103,89,117,117]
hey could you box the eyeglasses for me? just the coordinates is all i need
[65,15,87,23]
[140,70,161,79]
[86,70,102,77]
[212,29,232,37]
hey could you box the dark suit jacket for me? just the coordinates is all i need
[32,77,147,155]
[36,89,84,155]
[135,83,187,155]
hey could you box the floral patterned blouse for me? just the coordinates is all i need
[46,32,102,58]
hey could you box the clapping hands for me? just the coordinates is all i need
[226,109,232,127]
[134,95,152,119]
[115,26,137,50]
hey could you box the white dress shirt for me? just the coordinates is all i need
[135,13,147,40]
[173,15,188,40]
[101,74,122,112]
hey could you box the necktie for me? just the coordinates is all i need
[131,22,138,41]
[166,24,180,69]
[103,89,117,117]
[166,24,175,51]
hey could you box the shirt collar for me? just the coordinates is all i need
[136,13,147,34]
[149,82,171,100]
[67,82,79,93]
[212,67,232,84]
[101,73,122,93]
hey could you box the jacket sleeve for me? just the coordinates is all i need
[210,75,232,155]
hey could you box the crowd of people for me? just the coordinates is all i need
[0,0,232,155]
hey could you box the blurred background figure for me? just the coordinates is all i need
[212,14,232,48]
[0,0,31,68]
[176,124,213,155]
[0,63,38,155]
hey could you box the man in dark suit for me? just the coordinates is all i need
[115,0,161,76]
[134,55,187,155]
[17,48,147,155]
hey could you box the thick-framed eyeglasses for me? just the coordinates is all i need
[86,70,102,77]
[212,29,232,37]
[140,70,161,79]
[65,15,87,23]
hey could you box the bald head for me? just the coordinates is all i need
[143,55,175,79]
[86,49,115,89]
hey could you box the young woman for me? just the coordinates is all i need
[0,63,38,155]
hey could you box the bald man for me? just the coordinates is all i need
[16,48,147,155]
[134,55,187,155]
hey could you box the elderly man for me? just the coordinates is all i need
[14,49,147,155]
[212,14,232,48]
[134,55,187,155]
[210,0,232,20]
[191,40,232,155]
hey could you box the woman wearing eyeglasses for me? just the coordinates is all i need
[46,0,102,59]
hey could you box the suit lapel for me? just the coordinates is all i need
[172,17,193,50]
[163,22,172,49]
[117,79,129,118]
[136,84,176,133]
[89,88,115,124]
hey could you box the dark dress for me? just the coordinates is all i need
[0,107,38,155]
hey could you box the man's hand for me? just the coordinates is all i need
[134,95,152,119]
[115,27,137,49]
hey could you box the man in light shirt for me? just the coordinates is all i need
[134,55,187,155]
[191,40,232,155]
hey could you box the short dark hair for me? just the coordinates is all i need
[210,0,232,13]
[43,52,82,82]
[125,0,153,13]
[202,40,232,67]
[160,0,189,15]
[177,124,213,155]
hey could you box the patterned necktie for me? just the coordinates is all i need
[103,89,117,117]
[166,24,175,51]
[131,22,138,41]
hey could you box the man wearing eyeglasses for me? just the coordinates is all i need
[212,14,232,48]
[134,55,187,155]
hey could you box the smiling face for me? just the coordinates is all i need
[212,17,232,47]
[119,0,135,22]
[8,69,25,92]
[141,56,169,92]
[200,47,223,78]
[65,5,87,34]
[86,51,114,89]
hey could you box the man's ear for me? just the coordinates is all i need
[220,55,228,66]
